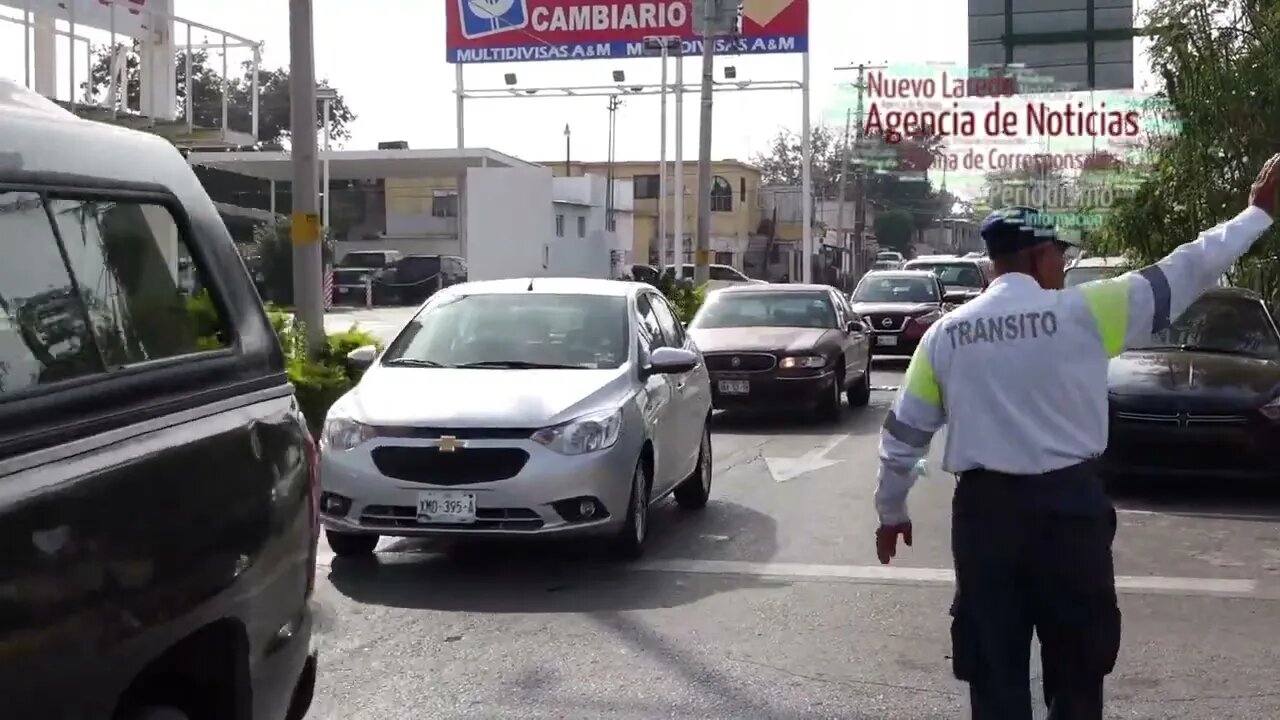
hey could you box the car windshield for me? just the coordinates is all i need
[380,293,630,369]
[1065,266,1127,287]
[339,252,389,268]
[691,292,836,329]
[853,276,939,303]
[1131,295,1280,357]
[907,262,984,288]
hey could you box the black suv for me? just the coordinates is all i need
[374,254,466,305]
[0,80,317,719]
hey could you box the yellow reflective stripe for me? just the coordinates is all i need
[902,348,942,408]
[1079,279,1130,357]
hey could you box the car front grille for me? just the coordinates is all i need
[1114,411,1249,426]
[865,314,907,332]
[360,504,543,531]
[370,446,529,484]
[704,352,777,372]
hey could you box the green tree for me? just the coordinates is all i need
[873,208,915,254]
[85,43,355,147]
[246,220,336,305]
[1097,0,1280,301]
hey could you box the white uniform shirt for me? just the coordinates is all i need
[874,206,1274,525]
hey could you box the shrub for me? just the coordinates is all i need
[271,315,383,434]
[620,267,707,324]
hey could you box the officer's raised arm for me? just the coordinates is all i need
[874,324,945,561]
[1076,154,1280,357]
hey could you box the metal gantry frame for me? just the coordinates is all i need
[4,0,263,141]
[453,58,814,281]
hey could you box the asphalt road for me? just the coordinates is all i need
[310,308,1280,719]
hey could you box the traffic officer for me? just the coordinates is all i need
[872,154,1280,719]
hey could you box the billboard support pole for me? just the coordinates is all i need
[658,42,669,270]
[800,51,813,284]
[455,64,465,149]
[674,50,684,270]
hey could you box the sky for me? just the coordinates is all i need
[0,0,1159,198]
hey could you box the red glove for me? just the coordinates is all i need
[876,523,913,565]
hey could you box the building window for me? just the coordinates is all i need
[711,176,733,212]
[633,174,660,199]
[555,214,565,237]
[739,177,746,202]
[714,251,734,266]
[577,215,586,238]
[431,191,457,218]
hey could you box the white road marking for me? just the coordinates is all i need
[762,435,847,483]
[1117,507,1280,522]
[629,559,1259,596]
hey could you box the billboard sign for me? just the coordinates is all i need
[446,0,809,64]
[0,0,157,40]
[968,0,1134,92]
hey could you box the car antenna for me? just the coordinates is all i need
[527,278,535,291]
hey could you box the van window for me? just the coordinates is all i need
[1,192,231,398]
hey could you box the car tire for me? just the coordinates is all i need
[819,368,844,421]
[613,458,651,560]
[120,707,189,720]
[847,352,872,408]
[326,529,379,557]
[674,425,713,510]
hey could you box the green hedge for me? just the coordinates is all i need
[267,307,382,435]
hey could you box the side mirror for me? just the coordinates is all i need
[645,346,698,376]
[346,345,378,374]
[846,320,865,333]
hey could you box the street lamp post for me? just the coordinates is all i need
[317,85,337,244]
[644,36,680,269]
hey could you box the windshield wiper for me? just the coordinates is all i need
[382,358,451,367]
[455,360,584,369]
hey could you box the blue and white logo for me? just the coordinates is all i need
[458,0,528,40]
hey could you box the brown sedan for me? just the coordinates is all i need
[686,284,873,421]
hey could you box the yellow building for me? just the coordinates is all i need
[541,159,765,269]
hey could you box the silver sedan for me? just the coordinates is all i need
[318,277,714,559]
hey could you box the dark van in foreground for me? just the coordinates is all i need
[0,81,317,719]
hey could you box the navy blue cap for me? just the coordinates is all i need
[980,206,1071,257]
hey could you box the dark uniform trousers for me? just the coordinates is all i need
[950,461,1121,720]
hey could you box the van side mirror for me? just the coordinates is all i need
[346,345,378,374]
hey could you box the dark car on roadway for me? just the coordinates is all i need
[374,254,467,305]
[686,284,872,420]
[331,267,379,306]
[849,270,949,356]
[902,255,993,304]
[1104,287,1280,481]
[0,79,317,720]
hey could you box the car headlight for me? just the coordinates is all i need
[321,417,377,452]
[779,355,826,369]
[1261,396,1280,421]
[532,408,624,455]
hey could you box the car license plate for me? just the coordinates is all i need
[718,380,749,394]
[417,491,476,524]
[877,335,898,346]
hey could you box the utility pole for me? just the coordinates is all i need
[606,96,622,232]
[563,123,571,176]
[289,0,323,357]
[693,0,717,286]
[835,62,887,281]
[834,107,852,277]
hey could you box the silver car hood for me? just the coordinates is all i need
[339,365,635,428]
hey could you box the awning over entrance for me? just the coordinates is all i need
[186,147,539,182]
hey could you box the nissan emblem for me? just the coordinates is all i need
[882,317,893,328]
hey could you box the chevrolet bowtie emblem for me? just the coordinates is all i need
[438,435,462,452]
